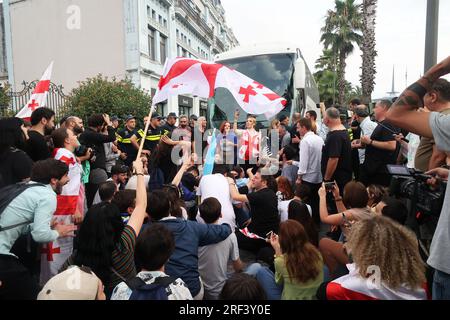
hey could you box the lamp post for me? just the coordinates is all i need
[424,0,439,73]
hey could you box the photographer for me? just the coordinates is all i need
[79,114,117,207]
[386,55,450,300]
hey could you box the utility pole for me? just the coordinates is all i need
[424,0,439,73]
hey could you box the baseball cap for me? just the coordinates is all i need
[111,116,120,122]
[168,112,178,118]
[125,115,135,122]
[37,266,101,300]
[111,164,129,175]
[151,113,162,120]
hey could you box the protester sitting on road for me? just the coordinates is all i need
[99,181,118,203]
[198,197,243,300]
[60,159,147,298]
[246,220,323,300]
[147,190,232,300]
[220,273,267,300]
[367,184,387,208]
[288,200,318,247]
[111,224,192,300]
[318,180,374,279]
[317,216,427,300]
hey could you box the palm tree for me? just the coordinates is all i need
[360,0,378,105]
[321,0,363,107]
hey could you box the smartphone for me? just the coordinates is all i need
[324,181,336,191]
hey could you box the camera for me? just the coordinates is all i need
[74,145,96,161]
[387,165,446,219]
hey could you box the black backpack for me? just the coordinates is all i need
[0,182,46,232]
[126,276,176,300]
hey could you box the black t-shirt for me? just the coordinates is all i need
[364,121,399,172]
[246,188,279,236]
[351,119,361,140]
[321,130,352,188]
[161,123,176,136]
[79,126,117,170]
[25,130,52,162]
[0,148,33,189]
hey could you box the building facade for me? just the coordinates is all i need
[2,0,238,116]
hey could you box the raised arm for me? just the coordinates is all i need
[386,56,450,137]
[227,177,249,203]
[126,159,148,236]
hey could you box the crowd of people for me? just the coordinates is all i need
[1,56,450,300]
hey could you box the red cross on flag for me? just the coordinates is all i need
[153,58,286,119]
[16,61,54,120]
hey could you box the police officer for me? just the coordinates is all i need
[116,115,138,166]
[132,113,163,156]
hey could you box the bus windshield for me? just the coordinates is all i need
[211,53,295,129]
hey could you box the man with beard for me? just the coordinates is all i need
[172,115,191,141]
[40,128,84,286]
[25,107,56,161]
[0,159,77,300]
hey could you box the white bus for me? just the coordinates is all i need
[211,42,320,129]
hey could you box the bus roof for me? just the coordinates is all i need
[214,42,301,62]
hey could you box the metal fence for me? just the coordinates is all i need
[1,80,68,119]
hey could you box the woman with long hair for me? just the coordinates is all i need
[248,220,323,300]
[318,180,375,278]
[276,176,294,201]
[288,200,318,247]
[60,159,147,298]
[216,120,237,166]
[0,117,32,189]
[318,216,427,300]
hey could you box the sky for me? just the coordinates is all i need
[221,0,450,99]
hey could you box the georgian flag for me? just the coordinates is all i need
[239,227,265,240]
[40,147,82,286]
[16,61,54,120]
[152,58,286,119]
[326,264,429,300]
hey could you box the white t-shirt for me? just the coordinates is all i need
[278,199,312,222]
[196,174,236,231]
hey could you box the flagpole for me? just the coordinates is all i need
[136,103,155,161]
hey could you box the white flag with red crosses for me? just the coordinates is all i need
[153,58,286,119]
[16,61,54,120]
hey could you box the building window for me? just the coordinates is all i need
[176,29,179,38]
[148,27,156,60]
[163,19,167,27]
[179,106,191,117]
[160,36,167,64]
[188,39,191,47]
[147,6,151,17]
[200,101,208,117]
[159,15,162,25]
[156,103,167,117]
[152,10,156,20]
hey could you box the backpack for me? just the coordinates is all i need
[0,182,46,232]
[126,275,176,300]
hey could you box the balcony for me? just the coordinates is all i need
[175,0,213,45]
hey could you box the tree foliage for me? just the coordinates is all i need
[61,75,152,126]
[320,0,363,106]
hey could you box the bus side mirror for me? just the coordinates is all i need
[294,59,306,90]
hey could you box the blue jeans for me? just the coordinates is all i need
[245,263,282,300]
[433,269,450,300]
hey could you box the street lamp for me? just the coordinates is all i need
[424,0,439,73]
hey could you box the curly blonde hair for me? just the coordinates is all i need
[346,216,425,290]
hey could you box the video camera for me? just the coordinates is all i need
[387,165,446,219]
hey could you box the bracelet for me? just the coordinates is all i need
[335,197,343,202]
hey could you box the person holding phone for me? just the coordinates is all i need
[318,180,374,279]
